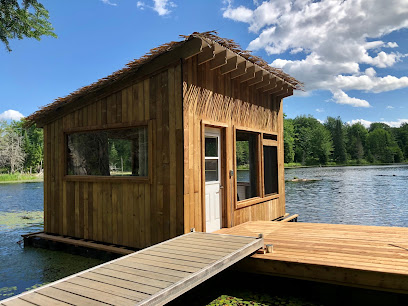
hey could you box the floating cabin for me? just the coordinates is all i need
[26,32,301,249]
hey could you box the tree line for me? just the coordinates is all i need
[0,120,43,174]
[2,116,407,174]
[284,115,408,165]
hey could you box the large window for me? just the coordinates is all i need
[236,131,259,201]
[67,127,148,176]
[235,129,279,204]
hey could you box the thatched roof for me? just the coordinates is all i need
[26,31,302,125]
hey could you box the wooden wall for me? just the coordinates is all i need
[183,56,286,232]
[43,63,184,249]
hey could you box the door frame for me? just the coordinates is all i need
[201,122,226,232]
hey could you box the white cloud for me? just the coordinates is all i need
[222,0,408,108]
[101,0,117,6]
[381,119,408,127]
[386,105,395,109]
[331,89,371,108]
[348,118,408,128]
[348,119,372,128]
[223,5,253,22]
[137,0,176,16]
[316,108,324,113]
[0,110,24,121]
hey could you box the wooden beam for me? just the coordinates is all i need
[220,56,238,75]
[230,61,247,79]
[267,82,286,95]
[239,65,256,83]
[262,78,279,93]
[209,50,227,70]
[198,46,215,65]
[255,76,271,90]
[276,87,294,99]
[247,71,264,86]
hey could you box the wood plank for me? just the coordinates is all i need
[19,292,70,305]
[126,256,201,273]
[52,281,134,305]
[131,253,209,269]
[92,267,172,288]
[66,277,146,301]
[33,233,133,255]
[37,287,105,305]
[112,260,190,279]
[140,249,215,264]
[2,299,35,306]
[105,263,182,283]
[80,271,161,295]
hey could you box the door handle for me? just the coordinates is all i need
[220,185,224,189]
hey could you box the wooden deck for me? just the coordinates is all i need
[217,221,408,294]
[1,232,263,305]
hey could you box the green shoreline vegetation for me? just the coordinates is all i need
[284,115,408,166]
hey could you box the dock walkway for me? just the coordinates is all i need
[217,221,408,294]
[1,232,263,305]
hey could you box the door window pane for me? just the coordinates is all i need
[264,146,278,195]
[205,159,218,182]
[205,137,218,157]
[236,131,258,201]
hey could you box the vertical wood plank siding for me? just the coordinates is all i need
[43,63,184,249]
[182,57,285,232]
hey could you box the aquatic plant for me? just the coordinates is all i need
[0,211,43,230]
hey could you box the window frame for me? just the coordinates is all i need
[63,120,152,183]
[234,126,280,209]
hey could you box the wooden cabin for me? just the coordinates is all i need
[26,32,300,249]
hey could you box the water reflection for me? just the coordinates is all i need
[285,165,408,227]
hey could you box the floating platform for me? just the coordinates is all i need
[1,232,263,305]
[216,221,408,294]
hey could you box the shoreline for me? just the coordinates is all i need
[0,179,43,184]
[284,162,408,169]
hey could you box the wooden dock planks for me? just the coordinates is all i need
[1,232,263,306]
[216,221,408,294]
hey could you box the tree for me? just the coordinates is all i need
[325,117,347,163]
[0,120,25,173]
[0,0,57,51]
[346,122,368,162]
[310,124,333,164]
[283,117,295,163]
[366,128,402,163]
[292,115,333,165]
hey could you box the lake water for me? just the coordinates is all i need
[0,165,407,299]
[0,182,104,299]
[285,164,408,227]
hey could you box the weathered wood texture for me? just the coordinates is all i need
[43,63,184,248]
[183,56,286,232]
[1,232,263,306]
[217,221,408,294]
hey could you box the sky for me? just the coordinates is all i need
[1,0,408,128]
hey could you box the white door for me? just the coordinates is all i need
[205,128,222,233]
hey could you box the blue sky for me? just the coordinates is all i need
[1,0,407,128]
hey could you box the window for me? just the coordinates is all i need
[205,136,219,182]
[67,127,148,176]
[236,130,259,201]
[235,129,279,205]
[263,145,278,195]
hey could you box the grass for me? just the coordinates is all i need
[0,173,43,183]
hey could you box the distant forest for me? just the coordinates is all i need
[1,116,408,174]
[284,115,408,166]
